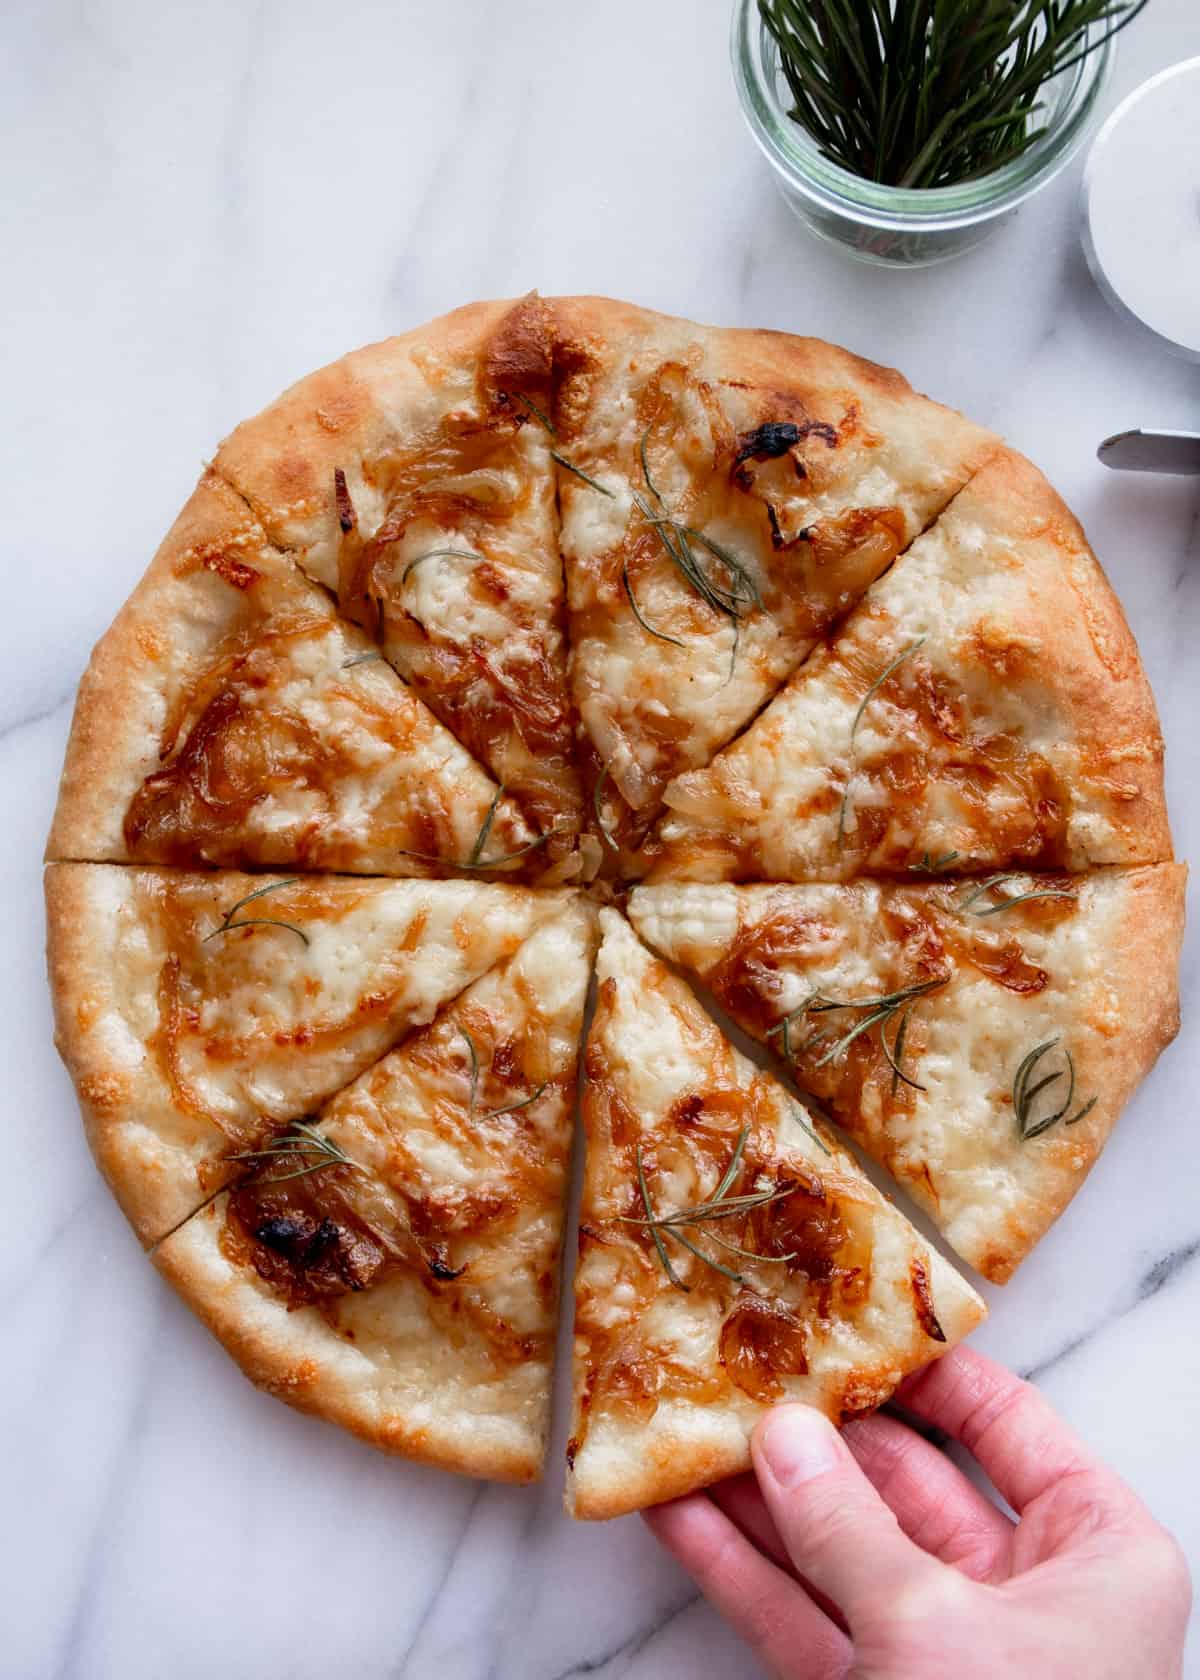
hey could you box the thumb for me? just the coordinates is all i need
[752,1404,948,1628]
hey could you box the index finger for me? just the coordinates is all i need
[895,1346,1121,1515]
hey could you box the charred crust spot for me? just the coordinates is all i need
[565,1436,579,1470]
[766,503,785,550]
[333,467,356,534]
[910,1258,946,1342]
[426,1251,467,1282]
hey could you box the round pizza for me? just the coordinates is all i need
[45,295,1184,1519]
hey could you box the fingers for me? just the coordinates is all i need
[751,1404,949,1627]
[644,1492,852,1679]
[711,1475,851,1631]
[896,1347,1120,1516]
[843,1410,1012,1581]
[710,1473,792,1571]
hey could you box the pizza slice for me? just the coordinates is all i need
[46,863,572,1245]
[651,448,1171,882]
[628,868,1185,1282]
[49,471,551,880]
[152,899,596,1483]
[213,295,583,856]
[549,297,995,848]
[567,909,985,1519]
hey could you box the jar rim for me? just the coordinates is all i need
[731,0,1116,232]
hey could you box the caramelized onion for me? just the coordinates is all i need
[720,1291,809,1400]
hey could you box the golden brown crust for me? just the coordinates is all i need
[46,860,572,1247]
[46,468,544,877]
[967,447,1173,869]
[45,861,221,1247]
[154,1201,543,1482]
[213,296,582,846]
[974,861,1186,1282]
[48,472,265,864]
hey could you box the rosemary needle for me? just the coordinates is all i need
[838,637,925,846]
[204,879,310,947]
[621,1128,800,1291]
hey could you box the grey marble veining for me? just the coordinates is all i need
[3,2,1199,1675]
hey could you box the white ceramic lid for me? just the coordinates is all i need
[1082,57,1200,362]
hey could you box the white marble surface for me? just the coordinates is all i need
[4,2,1199,1675]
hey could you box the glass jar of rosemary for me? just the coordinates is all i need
[731,0,1119,267]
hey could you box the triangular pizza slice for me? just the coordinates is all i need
[629,869,1185,1282]
[214,295,584,856]
[48,471,550,879]
[652,448,1172,882]
[549,297,995,848]
[153,898,596,1483]
[567,909,985,1519]
[46,863,572,1244]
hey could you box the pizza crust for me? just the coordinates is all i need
[47,470,546,877]
[567,910,985,1519]
[154,901,597,1482]
[549,296,996,824]
[46,862,572,1245]
[654,447,1172,881]
[213,296,583,846]
[629,866,1186,1282]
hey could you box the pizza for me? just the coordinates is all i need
[45,297,1182,1509]
[568,910,985,1518]
[649,448,1171,882]
[154,898,595,1481]
[628,869,1184,1283]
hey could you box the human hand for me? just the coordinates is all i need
[643,1348,1190,1679]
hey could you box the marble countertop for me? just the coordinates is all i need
[5,2,1199,1675]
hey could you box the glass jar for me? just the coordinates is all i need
[731,0,1115,268]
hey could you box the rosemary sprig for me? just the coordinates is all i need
[621,559,685,647]
[620,1128,800,1291]
[760,0,1149,190]
[398,784,555,871]
[790,1102,833,1157]
[401,547,483,585]
[228,1120,362,1185]
[481,1082,550,1121]
[1013,1037,1098,1140]
[838,637,925,846]
[511,392,615,494]
[513,392,556,435]
[593,764,620,853]
[958,874,1077,916]
[456,1027,479,1113]
[553,452,615,497]
[909,850,961,873]
[634,425,763,625]
[767,973,947,1089]
[204,879,310,947]
[342,651,383,669]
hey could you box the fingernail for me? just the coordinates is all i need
[757,1406,842,1489]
